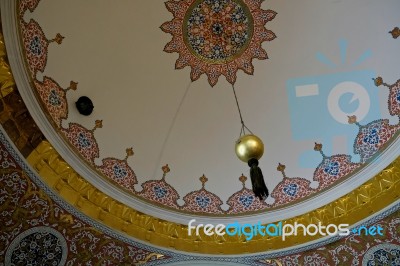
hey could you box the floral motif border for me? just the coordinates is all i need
[0,125,399,262]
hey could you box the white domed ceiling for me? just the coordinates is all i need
[4,0,400,224]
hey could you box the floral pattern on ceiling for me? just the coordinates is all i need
[21,19,49,75]
[34,77,73,127]
[268,164,316,207]
[181,175,224,214]
[1,117,400,265]
[256,209,400,266]
[5,227,68,266]
[60,121,102,165]
[313,143,363,190]
[350,118,400,163]
[17,0,400,216]
[97,150,138,194]
[19,0,40,17]
[226,175,268,213]
[138,164,181,209]
[0,136,169,265]
[161,0,277,86]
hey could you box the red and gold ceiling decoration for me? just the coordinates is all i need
[2,0,400,261]
[161,0,276,86]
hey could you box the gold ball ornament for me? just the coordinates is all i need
[235,134,264,162]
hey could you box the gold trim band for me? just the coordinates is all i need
[0,31,15,98]
[27,140,400,254]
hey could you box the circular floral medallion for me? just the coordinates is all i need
[161,0,277,86]
[362,243,400,266]
[5,227,68,266]
[183,0,253,63]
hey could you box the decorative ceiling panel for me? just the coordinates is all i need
[3,0,400,223]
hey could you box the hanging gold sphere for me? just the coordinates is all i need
[235,134,264,162]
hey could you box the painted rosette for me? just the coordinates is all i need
[161,0,276,86]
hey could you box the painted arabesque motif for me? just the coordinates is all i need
[1,122,400,265]
[0,137,169,265]
[161,0,277,86]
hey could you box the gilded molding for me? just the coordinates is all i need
[0,31,14,99]
[27,140,400,254]
[0,29,44,156]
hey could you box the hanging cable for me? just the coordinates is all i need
[152,80,193,179]
[231,84,244,125]
[231,83,253,137]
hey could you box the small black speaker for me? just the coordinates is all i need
[75,96,94,116]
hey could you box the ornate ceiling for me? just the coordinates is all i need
[4,0,400,222]
[1,0,400,261]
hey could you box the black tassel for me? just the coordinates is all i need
[248,158,269,200]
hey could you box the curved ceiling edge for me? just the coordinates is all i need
[1,118,399,259]
[27,139,400,254]
[2,0,400,225]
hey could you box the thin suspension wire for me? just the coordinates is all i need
[152,80,193,179]
[231,84,253,137]
[231,84,244,125]
[223,49,253,137]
